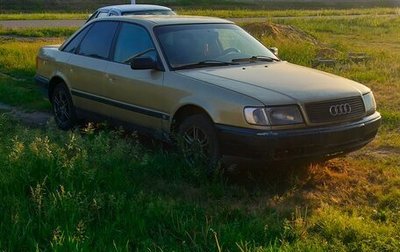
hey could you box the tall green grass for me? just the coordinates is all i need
[0,116,293,250]
[0,39,63,109]
[0,40,51,78]
[0,114,399,250]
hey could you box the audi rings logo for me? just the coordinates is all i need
[329,103,352,116]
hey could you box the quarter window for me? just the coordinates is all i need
[113,23,155,64]
[62,25,91,53]
[78,21,118,60]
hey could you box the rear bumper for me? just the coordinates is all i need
[216,112,381,160]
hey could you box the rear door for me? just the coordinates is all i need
[103,22,166,135]
[66,21,118,114]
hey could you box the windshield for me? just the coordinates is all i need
[154,23,278,69]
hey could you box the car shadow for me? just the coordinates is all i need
[131,129,321,200]
[221,156,314,195]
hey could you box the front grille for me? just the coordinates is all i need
[305,96,365,124]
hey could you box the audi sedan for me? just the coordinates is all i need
[35,15,381,168]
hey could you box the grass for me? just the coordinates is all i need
[1,0,398,12]
[179,7,400,18]
[0,38,63,109]
[0,12,399,251]
[0,7,399,20]
[0,116,399,251]
[0,117,300,250]
[0,27,76,37]
[0,13,88,20]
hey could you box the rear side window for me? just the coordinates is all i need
[113,23,155,63]
[78,21,118,60]
[62,25,91,53]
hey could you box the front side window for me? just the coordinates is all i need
[78,21,118,60]
[113,23,155,64]
[155,23,278,69]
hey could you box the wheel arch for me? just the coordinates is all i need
[170,104,214,134]
[48,76,67,102]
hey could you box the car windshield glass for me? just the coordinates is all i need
[154,23,279,70]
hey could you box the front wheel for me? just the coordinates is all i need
[178,114,220,172]
[51,83,76,130]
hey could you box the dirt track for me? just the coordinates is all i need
[0,102,51,127]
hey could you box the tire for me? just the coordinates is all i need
[51,83,76,130]
[177,114,220,172]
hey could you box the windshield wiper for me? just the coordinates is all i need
[232,56,280,63]
[174,60,239,70]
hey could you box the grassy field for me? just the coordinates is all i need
[1,0,399,12]
[0,7,399,20]
[0,27,76,37]
[0,11,399,251]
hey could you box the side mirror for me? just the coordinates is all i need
[269,47,279,56]
[130,57,158,70]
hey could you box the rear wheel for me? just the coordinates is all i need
[177,114,220,173]
[51,83,76,130]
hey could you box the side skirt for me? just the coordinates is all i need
[75,108,170,143]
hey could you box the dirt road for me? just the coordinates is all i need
[0,102,51,127]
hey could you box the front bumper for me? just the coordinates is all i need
[216,112,381,160]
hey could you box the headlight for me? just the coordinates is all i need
[362,92,376,115]
[244,105,304,126]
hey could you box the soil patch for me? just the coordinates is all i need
[242,22,319,44]
[0,102,51,127]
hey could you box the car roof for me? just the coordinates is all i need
[101,15,233,27]
[97,4,172,12]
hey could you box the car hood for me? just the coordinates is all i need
[177,61,370,105]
